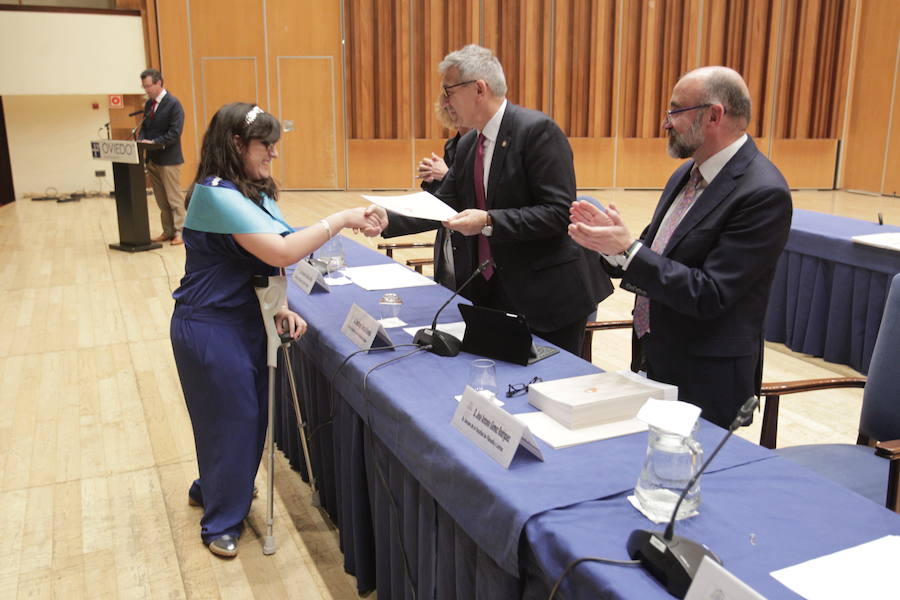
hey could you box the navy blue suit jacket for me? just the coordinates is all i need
[138,92,184,166]
[623,136,792,427]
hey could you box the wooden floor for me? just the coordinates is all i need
[0,187,896,598]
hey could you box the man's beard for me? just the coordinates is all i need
[667,118,704,158]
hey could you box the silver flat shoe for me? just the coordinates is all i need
[208,534,238,557]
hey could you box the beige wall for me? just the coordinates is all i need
[0,11,145,95]
[5,95,121,196]
[1,10,147,198]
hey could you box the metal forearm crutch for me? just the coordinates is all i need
[253,273,320,555]
[280,336,320,507]
[254,273,288,556]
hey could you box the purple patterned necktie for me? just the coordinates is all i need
[633,168,705,338]
[473,133,494,280]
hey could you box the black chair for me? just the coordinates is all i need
[761,273,900,512]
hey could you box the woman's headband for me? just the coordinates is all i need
[245,105,264,126]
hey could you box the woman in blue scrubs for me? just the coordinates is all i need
[171,102,386,557]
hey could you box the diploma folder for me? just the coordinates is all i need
[458,304,559,365]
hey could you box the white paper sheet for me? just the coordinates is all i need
[852,232,900,252]
[453,391,504,407]
[323,272,353,286]
[770,535,900,600]
[402,321,466,340]
[637,399,701,437]
[377,317,407,328]
[514,411,647,449]
[362,191,458,222]
[343,263,437,290]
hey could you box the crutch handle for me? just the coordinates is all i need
[279,319,295,345]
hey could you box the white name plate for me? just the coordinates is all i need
[340,303,393,350]
[452,386,544,469]
[90,139,139,164]
[685,556,766,600]
[292,260,330,294]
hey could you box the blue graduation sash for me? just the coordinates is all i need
[185,181,293,235]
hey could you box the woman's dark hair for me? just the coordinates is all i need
[193,102,281,204]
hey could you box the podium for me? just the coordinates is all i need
[90,139,163,252]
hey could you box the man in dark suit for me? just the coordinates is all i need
[569,66,792,428]
[138,68,186,245]
[373,44,612,355]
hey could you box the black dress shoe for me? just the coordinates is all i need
[208,535,238,557]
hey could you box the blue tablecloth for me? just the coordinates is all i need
[525,456,900,599]
[280,237,772,576]
[766,210,900,373]
[274,234,900,599]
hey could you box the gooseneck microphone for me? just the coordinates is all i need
[413,259,492,356]
[626,395,760,599]
[128,109,145,117]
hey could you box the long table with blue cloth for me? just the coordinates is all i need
[274,235,900,599]
[765,209,900,374]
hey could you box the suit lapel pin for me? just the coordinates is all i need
[501,140,508,148]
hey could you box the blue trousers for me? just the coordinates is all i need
[171,304,268,544]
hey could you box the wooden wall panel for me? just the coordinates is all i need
[345,0,411,139]
[699,0,777,139]
[770,138,838,189]
[774,0,851,139]
[619,0,694,139]
[276,58,338,189]
[482,0,553,112]
[411,0,478,139]
[155,0,197,188]
[267,0,345,189]
[571,138,615,188]
[552,0,616,138]
[148,0,899,192]
[617,138,680,188]
[347,140,414,189]
[198,58,258,126]
[883,69,900,197]
[842,0,900,192]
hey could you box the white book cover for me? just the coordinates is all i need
[527,371,677,429]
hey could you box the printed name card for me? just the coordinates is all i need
[685,556,766,600]
[341,303,393,351]
[292,260,330,294]
[452,386,544,469]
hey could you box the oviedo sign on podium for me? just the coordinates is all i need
[91,139,163,252]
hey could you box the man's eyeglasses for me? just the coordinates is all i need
[442,80,476,98]
[662,103,712,125]
[506,376,543,398]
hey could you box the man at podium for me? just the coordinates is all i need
[138,68,186,246]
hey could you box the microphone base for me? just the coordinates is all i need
[626,529,722,599]
[413,328,461,357]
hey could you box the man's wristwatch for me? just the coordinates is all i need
[620,240,641,262]
[481,212,493,237]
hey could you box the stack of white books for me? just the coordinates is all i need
[527,370,677,430]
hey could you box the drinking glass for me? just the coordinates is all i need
[467,359,498,397]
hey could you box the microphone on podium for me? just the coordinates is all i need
[128,109,145,117]
[413,259,493,356]
[626,395,760,598]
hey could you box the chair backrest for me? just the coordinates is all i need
[859,273,900,442]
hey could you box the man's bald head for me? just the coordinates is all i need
[679,66,751,130]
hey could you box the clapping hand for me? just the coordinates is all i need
[416,153,449,182]
[567,202,634,255]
